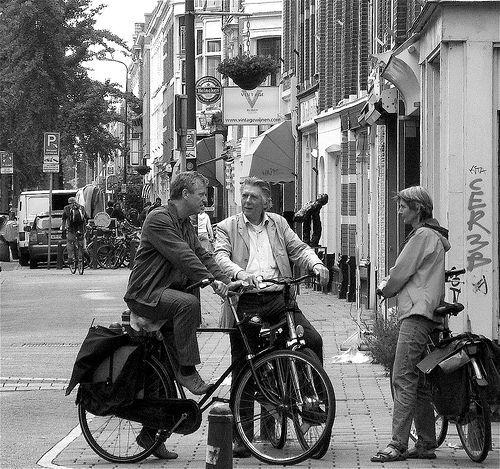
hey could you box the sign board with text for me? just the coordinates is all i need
[0,151,13,174]
[43,132,60,172]
[222,87,281,125]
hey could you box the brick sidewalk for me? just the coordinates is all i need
[50,287,499,469]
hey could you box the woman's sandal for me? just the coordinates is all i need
[371,445,406,463]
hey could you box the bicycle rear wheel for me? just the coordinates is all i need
[78,356,176,463]
[456,385,491,462]
[232,350,335,465]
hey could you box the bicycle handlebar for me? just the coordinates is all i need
[185,278,214,292]
[258,273,316,286]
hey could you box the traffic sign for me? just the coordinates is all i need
[0,151,13,174]
[43,132,60,173]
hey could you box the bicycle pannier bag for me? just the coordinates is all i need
[429,365,468,417]
[76,343,144,416]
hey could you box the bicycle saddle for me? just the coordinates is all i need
[434,301,464,317]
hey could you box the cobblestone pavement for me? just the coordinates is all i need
[22,284,499,469]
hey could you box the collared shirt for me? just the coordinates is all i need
[242,213,281,291]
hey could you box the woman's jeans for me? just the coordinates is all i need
[390,315,438,452]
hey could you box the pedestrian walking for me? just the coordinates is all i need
[197,205,214,253]
[371,186,450,463]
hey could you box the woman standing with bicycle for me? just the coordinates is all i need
[371,186,451,463]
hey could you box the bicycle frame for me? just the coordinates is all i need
[159,274,320,414]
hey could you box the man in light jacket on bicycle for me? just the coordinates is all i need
[371,186,451,463]
[214,176,329,457]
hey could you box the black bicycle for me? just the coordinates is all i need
[68,230,85,275]
[417,268,492,462]
[385,268,492,462]
[77,274,336,465]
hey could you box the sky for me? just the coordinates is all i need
[87,0,160,89]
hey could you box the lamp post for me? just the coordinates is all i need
[100,57,129,190]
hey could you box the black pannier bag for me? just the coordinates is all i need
[66,323,202,433]
[76,343,145,416]
[429,365,469,417]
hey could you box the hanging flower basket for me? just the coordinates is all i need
[135,165,151,175]
[217,55,280,90]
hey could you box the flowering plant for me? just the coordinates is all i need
[217,55,280,90]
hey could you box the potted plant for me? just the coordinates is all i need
[217,54,280,90]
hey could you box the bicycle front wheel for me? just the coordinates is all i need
[78,356,176,463]
[456,385,491,462]
[232,350,335,465]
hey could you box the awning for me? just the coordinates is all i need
[242,120,295,183]
[196,136,220,187]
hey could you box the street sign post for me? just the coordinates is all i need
[43,132,60,173]
[43,132,60,268]
[0,151,13,174]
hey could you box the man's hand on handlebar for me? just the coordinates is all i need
[236,271,262,289]
[211,280,229,298]
[313,264,330,287]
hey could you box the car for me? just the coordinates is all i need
[27,211,66,269]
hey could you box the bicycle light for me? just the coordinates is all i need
[296,325,304,337]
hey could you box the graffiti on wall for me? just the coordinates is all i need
[466,176,492,272]
[448,267,464,302]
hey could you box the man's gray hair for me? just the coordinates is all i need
[395,186,433,220]
[240,176,273,208]
[170,171,209,199]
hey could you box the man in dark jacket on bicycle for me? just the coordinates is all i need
[61,197,87,264]
[124,172,231,459]
[214,176,329,457]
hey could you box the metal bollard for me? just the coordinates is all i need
[56,241,64,269]
[206,403,233,469]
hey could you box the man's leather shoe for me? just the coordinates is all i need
[176,370,211,395]
[136,431,178,460]
[232,439,251,458]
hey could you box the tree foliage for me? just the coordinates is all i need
[0,0,129,190]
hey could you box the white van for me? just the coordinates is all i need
[17,189,77,265]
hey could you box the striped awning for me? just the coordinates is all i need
[141,183,152,199]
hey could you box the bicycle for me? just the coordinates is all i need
[66,230,85,275]
[385,267,493,462]
[77,274,336,465]
[416,267,493,462]
[96,230,139,269]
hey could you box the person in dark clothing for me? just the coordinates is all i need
[125,172,231,395]
[61,197,87,263]
[148,197,162,214]
[110,202,125,222]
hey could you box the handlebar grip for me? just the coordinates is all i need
[185,278,213,292]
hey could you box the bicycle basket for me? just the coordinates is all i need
[429,365,469,417]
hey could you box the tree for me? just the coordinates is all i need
[0,0,129,193]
